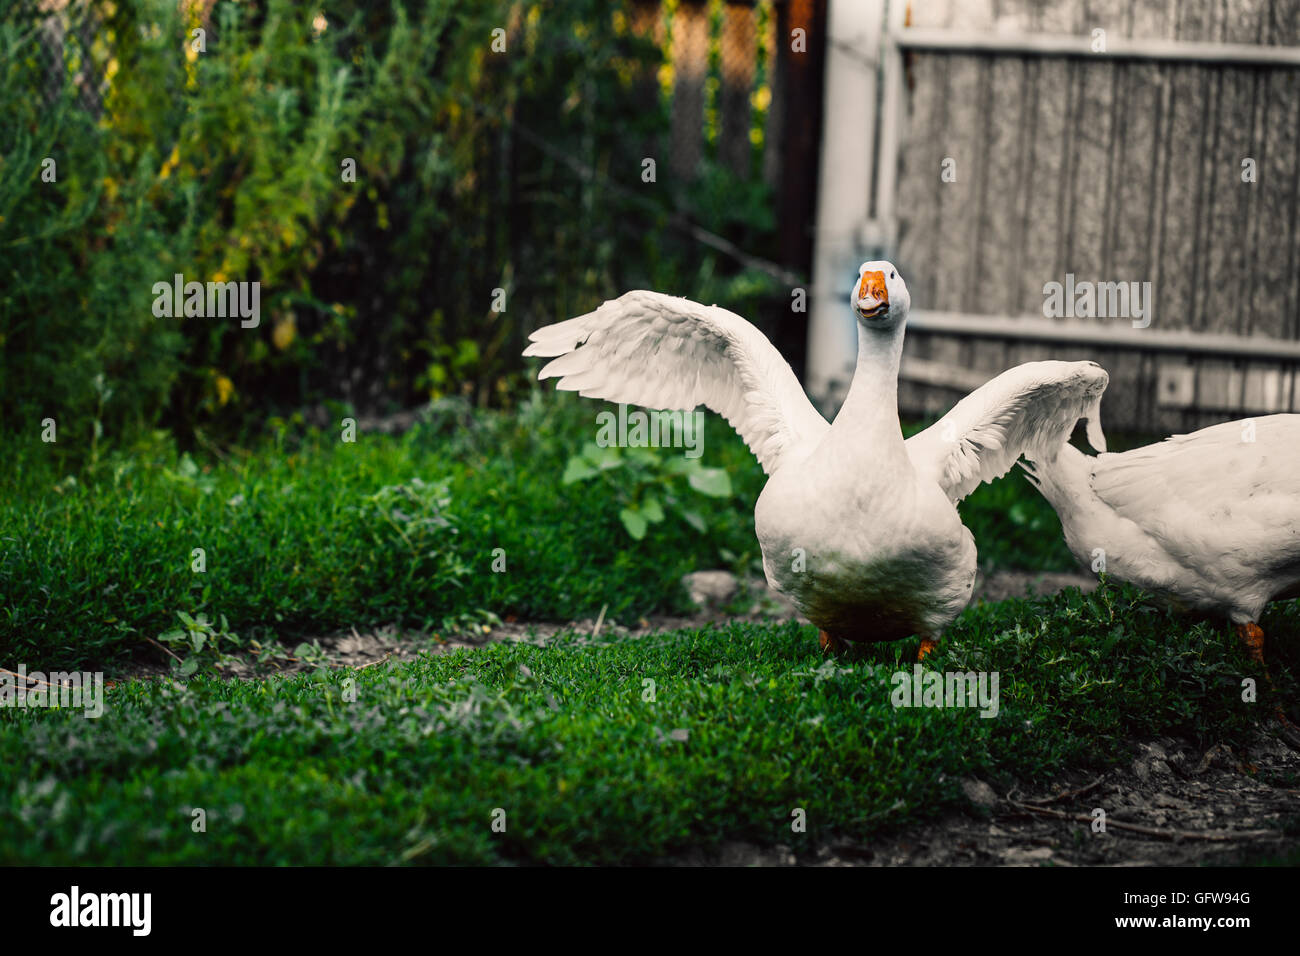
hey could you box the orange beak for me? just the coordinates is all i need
[857,270,889,317]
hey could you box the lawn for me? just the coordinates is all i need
[3,586,1294,865]
[2,396,1295,864]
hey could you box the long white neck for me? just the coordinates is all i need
[832,321,907,455]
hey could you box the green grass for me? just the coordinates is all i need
[0,395,1075,670]
[2,582,1295,865]
[0,396,760,668]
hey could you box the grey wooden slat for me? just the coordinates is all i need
[933,55,984,312]
[895,26,1300,63]
[1156,64,1209,331]
[978,53,1029,317]
[907,309,1300,358]
[1175,0,1217,424]
[1237,2,1269,342]
[1240,65,1268,340]
[895,55,947,305]
[1086,0,1140,427]
[1254,0,1300,341]
[1198,67,1256,335]
[996,1,1039,321]
[931,53,953,309]
[1104,348,1147,430]
[1108,60,1164,285]
[967,57,996,310]
[1065,55,1116,284]
[1019,59,1071,315]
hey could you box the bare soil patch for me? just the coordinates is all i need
[114,568,1099,678]
[666,733,1300,866]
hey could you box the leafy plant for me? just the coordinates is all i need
[561,440,732,540]
[156,611,241,677]
[360,478,457,555]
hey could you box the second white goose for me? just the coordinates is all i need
[1023,414,1300,668]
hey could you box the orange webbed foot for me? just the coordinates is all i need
[1235,621,1266,666]
[1234,622,1300,749]
[819,630,848,655]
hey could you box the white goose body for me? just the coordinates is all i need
[755,447,976,642]
[1024,415,1300,625]
[525,262,1109,648]
[753,322,978,643]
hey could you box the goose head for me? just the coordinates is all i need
[852,260,910,329]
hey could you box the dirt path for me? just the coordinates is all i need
[121,567,1097,679]
[667,733,1300,866]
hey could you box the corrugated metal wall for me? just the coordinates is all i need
[892,0,1300,434]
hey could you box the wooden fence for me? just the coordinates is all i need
[885,0,1300,434]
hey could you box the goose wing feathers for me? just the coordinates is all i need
[524,290,830,475]
[1089,415,1300,515]
[906,360,1109,503]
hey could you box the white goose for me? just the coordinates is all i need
[525,262,1109,657]
[1023,414,1300,670]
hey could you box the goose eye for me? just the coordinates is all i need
[890,271,896,279]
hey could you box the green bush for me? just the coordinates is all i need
[1,0,783,459]
[0,8,183,456]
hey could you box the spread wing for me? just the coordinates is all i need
[905,360,1109,503]
[523,291,830,475]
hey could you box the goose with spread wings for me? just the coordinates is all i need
[524,262,1108,658]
